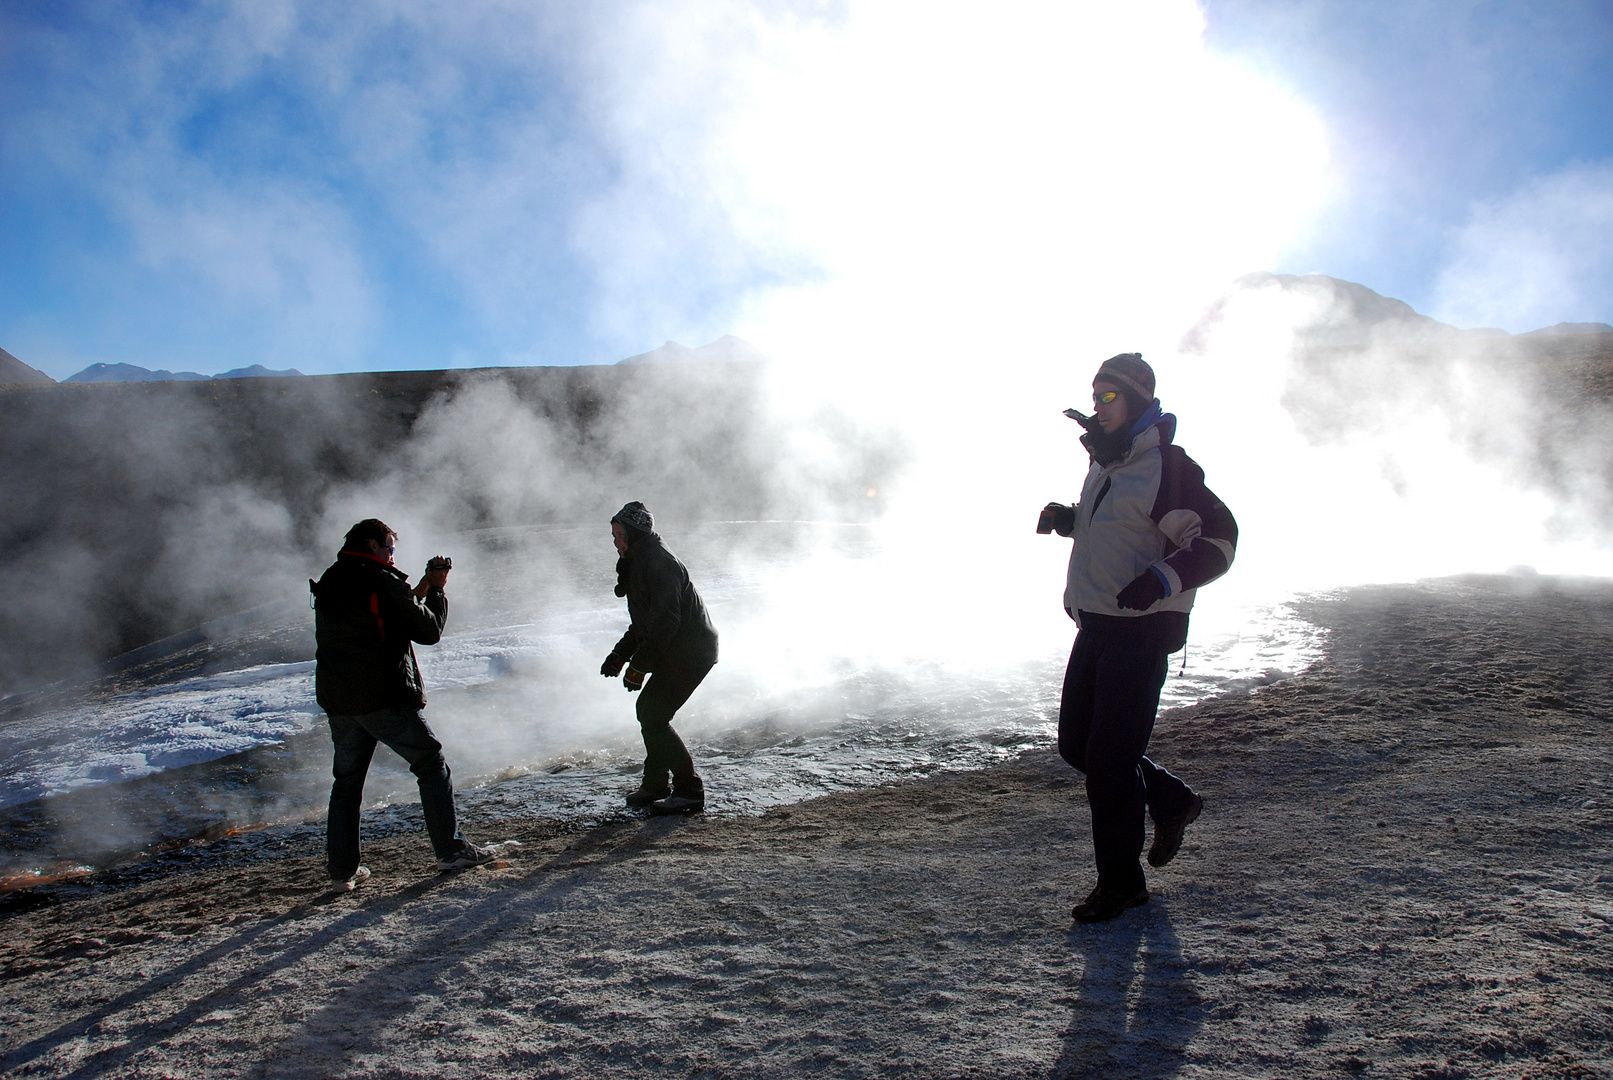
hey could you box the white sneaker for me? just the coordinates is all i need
[330,866,371,893]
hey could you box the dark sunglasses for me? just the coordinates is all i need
[1093,390,1120,406]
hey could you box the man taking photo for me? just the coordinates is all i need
[312,518,495,892]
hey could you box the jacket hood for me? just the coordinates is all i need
[1143,406,1176,447]
[614,530,663,596]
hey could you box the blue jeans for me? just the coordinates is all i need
[1058,622,1195,893]
[326,706,465,879]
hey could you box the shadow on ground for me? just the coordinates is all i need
[1052,899,1203,1079]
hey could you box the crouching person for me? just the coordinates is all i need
[601,501,719,814]
[312,518,494,892]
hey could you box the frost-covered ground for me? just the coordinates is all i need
[1,575,1609,1079]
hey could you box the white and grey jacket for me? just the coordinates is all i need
[1064,411,1237,629]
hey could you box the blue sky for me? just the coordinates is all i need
[2,1,1610,380]
[1203,0,1613,331]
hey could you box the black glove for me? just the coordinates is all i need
[623,667,645,692]
[1116,570,1167,611]
[1041,502,1076,537]
[600,653,625,677]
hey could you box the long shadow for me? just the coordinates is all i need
[1,816,666,1079]
[0,873,451,1076]
[55,814,676,1077]
[259,813,686,1074]
[1050,898,1204,1079]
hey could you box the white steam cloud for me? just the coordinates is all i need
[1432,162,1613,333]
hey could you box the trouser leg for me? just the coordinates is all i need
[327,714,377,880]
[636,659,713,794]
[1140,756,1194,825]
[1058,627,1177,893]
[1057,631,1100,773]
[356,706,466,860]
[1086,636,1170,892]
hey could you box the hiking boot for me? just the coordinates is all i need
[1148,792,1204,868]
[625,783,672,808]
[1072,883,1149,923]
[650,792,705,815]
[437,842,498,872]
[330,866,370,893]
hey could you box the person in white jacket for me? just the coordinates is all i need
[1041,353,1238,923]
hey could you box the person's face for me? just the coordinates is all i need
[1093,380,1128,434]
[612,521,629,555]
[368,534,398,565]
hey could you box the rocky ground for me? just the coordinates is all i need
[2,575,1610,1079]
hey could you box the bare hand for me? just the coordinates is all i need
[422,555,451,592]
[414,564,450,599]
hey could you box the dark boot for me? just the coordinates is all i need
[1071,882,1149,923]
[1148,792,1204,867]
[625,777,671,807]
[651,774,704,815]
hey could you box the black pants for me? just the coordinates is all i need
[326,707,465,880]
[1058,622,1195,894]
[636,657,713,794]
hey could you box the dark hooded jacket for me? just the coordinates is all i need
[312,551,448,715]
[611,530,719,672]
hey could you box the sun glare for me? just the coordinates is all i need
[716,1,1331,372]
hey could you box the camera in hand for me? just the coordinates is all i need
[1037,503,1075,536]
[426,555,452,572]
[1063,406,1101,435]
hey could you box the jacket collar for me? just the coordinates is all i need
[1095,408,1177,469]
[620,528,663,556]
[337,549,410,581]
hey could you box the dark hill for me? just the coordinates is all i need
[0,361,902,696]
[0,347,54,386]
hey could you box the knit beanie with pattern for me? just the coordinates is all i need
[612,501,654,535]
[1093,353,1156,416]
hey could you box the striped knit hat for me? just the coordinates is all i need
[1093,353,1156,411]
[612,501,654,534]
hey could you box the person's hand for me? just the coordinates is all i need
[422,556,451,591]
[1040,502,1076,537]
[1116,570,1166,611]
[623,667,645,692]
[600,653,625,678]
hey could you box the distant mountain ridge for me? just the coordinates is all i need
[38,335,768,383]
[64,362,304,383]
[1524,322,1613,336]
[618,334,768,366]
[1234,273,1611,339]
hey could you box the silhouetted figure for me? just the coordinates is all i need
[600,502,719,814]
[311,518,494,891]
[1040,354,1238,923]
